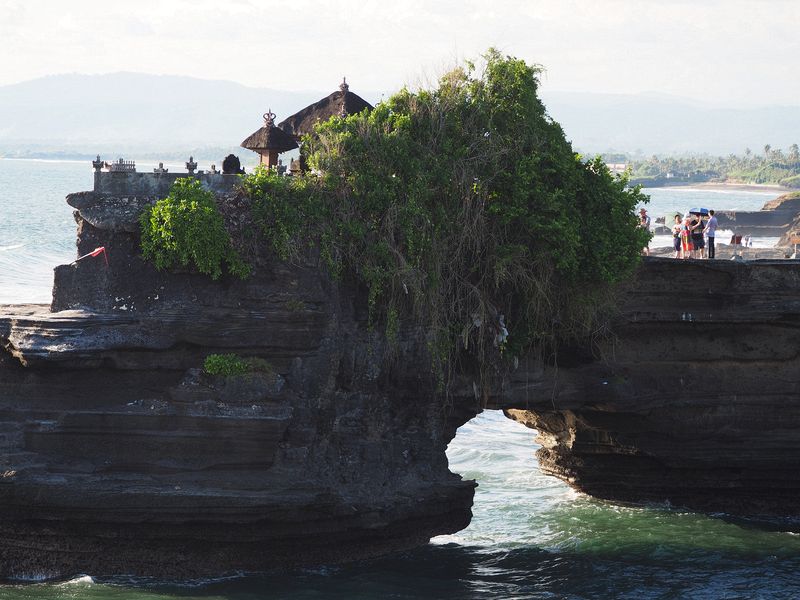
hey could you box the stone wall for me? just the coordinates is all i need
[93,170,240,197]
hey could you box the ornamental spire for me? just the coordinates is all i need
[339,78,349,117]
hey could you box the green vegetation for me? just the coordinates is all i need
[203,353,273,377]
[142,51,650,392]
[204,353,249,376]
[627,144,800,188]
[140,178,250,279]
[242,50,649,387]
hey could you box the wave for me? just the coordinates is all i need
[57,575,95,586]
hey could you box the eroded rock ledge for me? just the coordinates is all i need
[493,258,800,517]
[2,186,800,579]
[0,190,477,580]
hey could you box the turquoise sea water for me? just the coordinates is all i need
[1,159,799,598]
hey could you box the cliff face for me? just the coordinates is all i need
[493,258,800,516]
[3,179,800,579]
[0,186,477,579]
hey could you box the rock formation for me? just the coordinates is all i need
[2,179,800,579]
[490,258,800,517]
[716,191,800,237]
[774,193,800,247]
[0,185,477,580]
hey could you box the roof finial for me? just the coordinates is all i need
[263,109,276,126]
[339,77,349,94]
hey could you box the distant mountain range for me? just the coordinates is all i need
[0,73,798,159]
[0,73,329,161]
[542,91,800,156]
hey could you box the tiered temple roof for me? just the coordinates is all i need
[278,78,373,138]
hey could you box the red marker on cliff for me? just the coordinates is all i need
[72,246,108,267]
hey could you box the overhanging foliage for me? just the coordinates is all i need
[244,50,650,390]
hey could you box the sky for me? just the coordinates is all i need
[1,0,799,106]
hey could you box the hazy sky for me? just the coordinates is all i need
[2,0,799,106]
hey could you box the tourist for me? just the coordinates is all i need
[672,214,682,258]
[705,210,718,259]
[639,208,651,256]
[691,213,705,259]
[681,215,694,259]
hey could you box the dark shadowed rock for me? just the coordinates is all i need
[3,178,800,580]
[0,184,477,579]
[490,258,800,517]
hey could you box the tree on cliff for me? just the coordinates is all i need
[246,49,649,393]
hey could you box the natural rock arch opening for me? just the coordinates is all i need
[438,409,572,546]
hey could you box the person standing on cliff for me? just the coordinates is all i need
[672,214,683,258]
[690,214,705,259]
[680,215,694,259]
[705,210,718,259]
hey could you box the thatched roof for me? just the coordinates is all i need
[241,111,298,152]
[278,78,373,138]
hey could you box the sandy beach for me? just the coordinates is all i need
[646,181,793,194]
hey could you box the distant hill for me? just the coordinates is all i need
[0,73,347,160]
[541,91,800,156]
[0,73,798,158]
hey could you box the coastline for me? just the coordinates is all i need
[643,181,792,194]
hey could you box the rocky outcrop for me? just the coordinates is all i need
[492,258,800,517]
[0,189,477,580]
[716,191,800,237]
[3,181,800,579]
[775,193,800,247]
[761,191,800,211]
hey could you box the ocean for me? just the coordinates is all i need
[1,158,799,598]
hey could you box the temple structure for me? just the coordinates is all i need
[238,79,376,171]
[240,110,298,168]
[278,78,373,140]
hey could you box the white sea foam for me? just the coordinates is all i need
[58,575,95,586]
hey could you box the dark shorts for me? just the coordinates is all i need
[673,238,681,251]
[692,235,704,249]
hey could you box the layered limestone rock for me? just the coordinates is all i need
[492,258,800,517]
[3,181,800,579]
[0,189,477,580]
